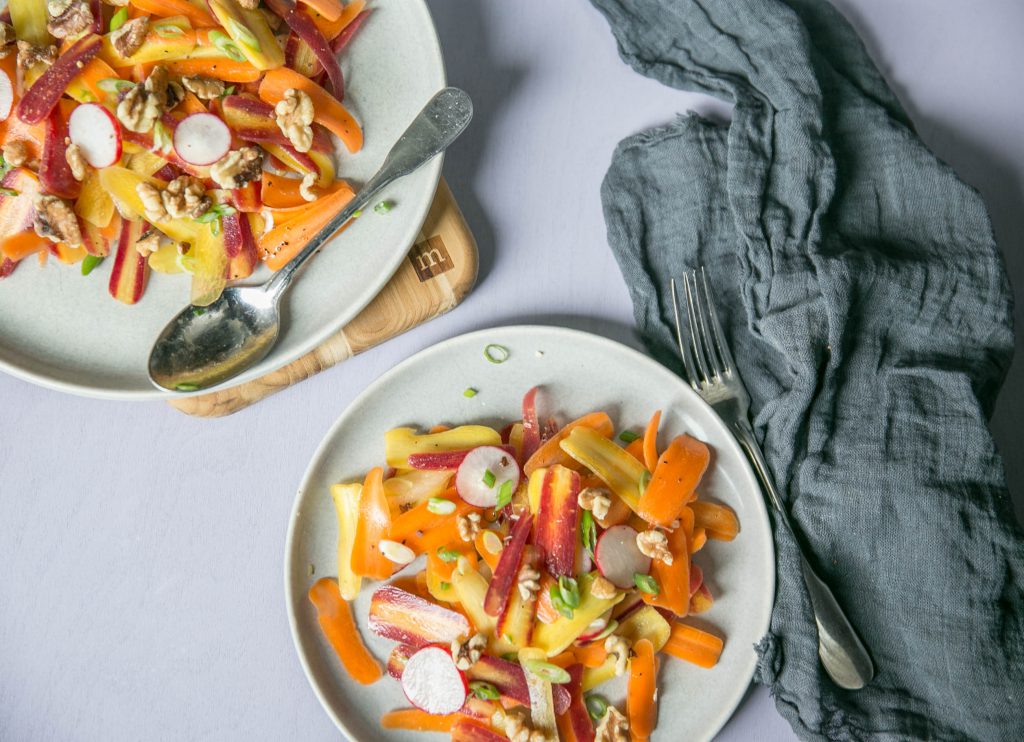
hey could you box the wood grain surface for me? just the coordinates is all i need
[168,178,477,417]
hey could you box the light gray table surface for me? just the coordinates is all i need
[2,1,1021,740]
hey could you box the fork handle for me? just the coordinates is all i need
[731,419,875,690]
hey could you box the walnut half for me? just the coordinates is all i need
[636,529,673,565]
[594,706,629,742]
[46,0,93,40]
[210,147,263,190]
[33,195,82,246]
[117,65,177,134]
[65,143,87,181]
[180,75,226,100]
[274,88,315,153]
[110,17,149,59]
[450,633,486,671]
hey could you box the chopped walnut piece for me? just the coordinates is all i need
[590,574,618,600]
[274,88,315,153]
[65,143,87,181]
[134,231,162,258]
[136,181,168,223]
[500,708,532,742]
[2,140,30,169]
[210,147,263,190]
[136,176,210,223]
[180,75,226,101]
[46,0,93,39]
[33,195,82,246]
[594,706,629,742]
[517,563,541,602]
[299,172,317,202]
[456,512,481,542]
[117,65,176,133]
[636,529,673,565]
[110,17,149,58]
[578,487,611,521]
[105,0,129,5]
[17,41,57,75]
[604,635,631,677]
[0,23,15,52]
[450,633,486,671]
[237,0,260,8]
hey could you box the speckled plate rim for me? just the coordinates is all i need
[0,0,445,401]
[284,324,776,742]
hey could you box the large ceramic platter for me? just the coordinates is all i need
[286,325,775,742]
[0,0,445,398]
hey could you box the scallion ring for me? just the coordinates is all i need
[522,659,571,685]
[426,497,456,515]
[483,343,510,364]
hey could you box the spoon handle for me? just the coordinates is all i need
[264,87,474,298]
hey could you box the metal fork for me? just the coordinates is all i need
[671,269,875,690]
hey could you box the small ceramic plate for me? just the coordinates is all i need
[0,0,444,399]
[286,325,775,742]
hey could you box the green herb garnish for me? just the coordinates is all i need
[482,468,496,488]
[463,387,477,398]
[522,659,571,685]
[0,187,19,197]
[638,470,651,496]
[618,430,640,443]
[209,30,246,62]
[426,497,456,515]
[436,546,460,563]
[558,576,581,609]
[495,479,514,509]
[483,343,509,364]
[585,695,609,722]
[549,584,574,620]
[109,7,128,32]
[226,18,261,51]
[468,681,500,701]
[633,573,660,595]
[580,510,596,558]
[374,199,393,214]
[81,255,104,276]
[193,307,206,316]
[153,22,186,38]
[439,581,451,591]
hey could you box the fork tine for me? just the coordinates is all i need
[682,271,713,385]
[699,267,735,373]
[670,278,700,389]
[689,270,724,380]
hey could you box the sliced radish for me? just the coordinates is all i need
[0,69,13,121]
[172,113,231,166]
[401,646,468,715]
[68,103,122,167]
[577,609,614,643]
[455,445,520,508]
[595,525,651,589]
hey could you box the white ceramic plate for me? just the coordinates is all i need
[0,0,445,399]
[286,325,775,742]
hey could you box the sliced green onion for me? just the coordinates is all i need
[585,695,609,722]
[638,470,651,496]
[495,480,514,509]
[223,85,236,96]
[192,307,206,316]
[427,497,456,515]
[522,659,571,685]
[548,585,574,620]
[436,546,460,563]
[482,469,496,488]
[618,430,640,443]
[593,619,619,642]
[558,576,581,609]
[463,387,477,398]
[483,343,510,364]
[154,22,186,38]
[209,30,246,62]
[352,209,363,218]
[580,510,596,558]
[439,581,451,591]
[0,187,19,197]
[633,573,660,595]
[109,7,128,32]
[96,78,135,94]
[374,199,393,214]
[80,255,104,276]
[151,121,172,154]
[209,219,221,237]
[226,18,261,51]
[501,652,518,662]
[79,92,96,102]
[468,681,500,701]
[175,382,200,392]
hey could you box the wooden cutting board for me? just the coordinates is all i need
[169,178,477,418]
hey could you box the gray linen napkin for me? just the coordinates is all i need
[590,0,1024,739]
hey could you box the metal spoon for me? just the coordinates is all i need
[148,87,473,392]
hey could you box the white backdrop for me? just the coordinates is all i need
[2,1,1021,739]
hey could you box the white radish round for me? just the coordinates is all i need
[577,609,614,643]
[595,525,651,589]
[173,113,231,166]
[401,646,468,715]
[0,70,13,121]
[68,103,122,167]
[455,445,520,508]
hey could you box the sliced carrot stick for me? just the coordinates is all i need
[263,177,349,216]
[309,0,365,40]
[307,578,383,684]
[643,506,692,616]
[689,527,707,554]
[690,501,739,541]
[259,67,362,152]
[473,529,504,571]
[299,0,343,21]
[636,434,710,527]
[523,412,613,476]
[548,650,577,669]
[350,467,393,580]
[259,181,355,270]
[380,709,458,732]
[130,0,218,26]
[624,437,645,463]
[163,57,262,83]
[642,410,661,472]
[572,641,608,668]
[663,622,724,668]
[0,232,46,261]
[628,638,657,741]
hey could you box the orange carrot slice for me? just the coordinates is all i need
[309,0,365,40]
[572,641,608,668]
[624,437,644,463]
[690,501,739,541]
[0,232,46,261]
[163,57,262,83]
[351,467,393,580]
[258,181,355,270]
[259,67,362,152]
[380,709,457,732]
[130,0,217,26]
[307,578,383,684]
[663,622,724,668]
[628,638,657,741]
[636,434,710,526]
[643,506,692,616]
[642,410,661,472]
[299,0,343,21]
[689,527,707,554]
